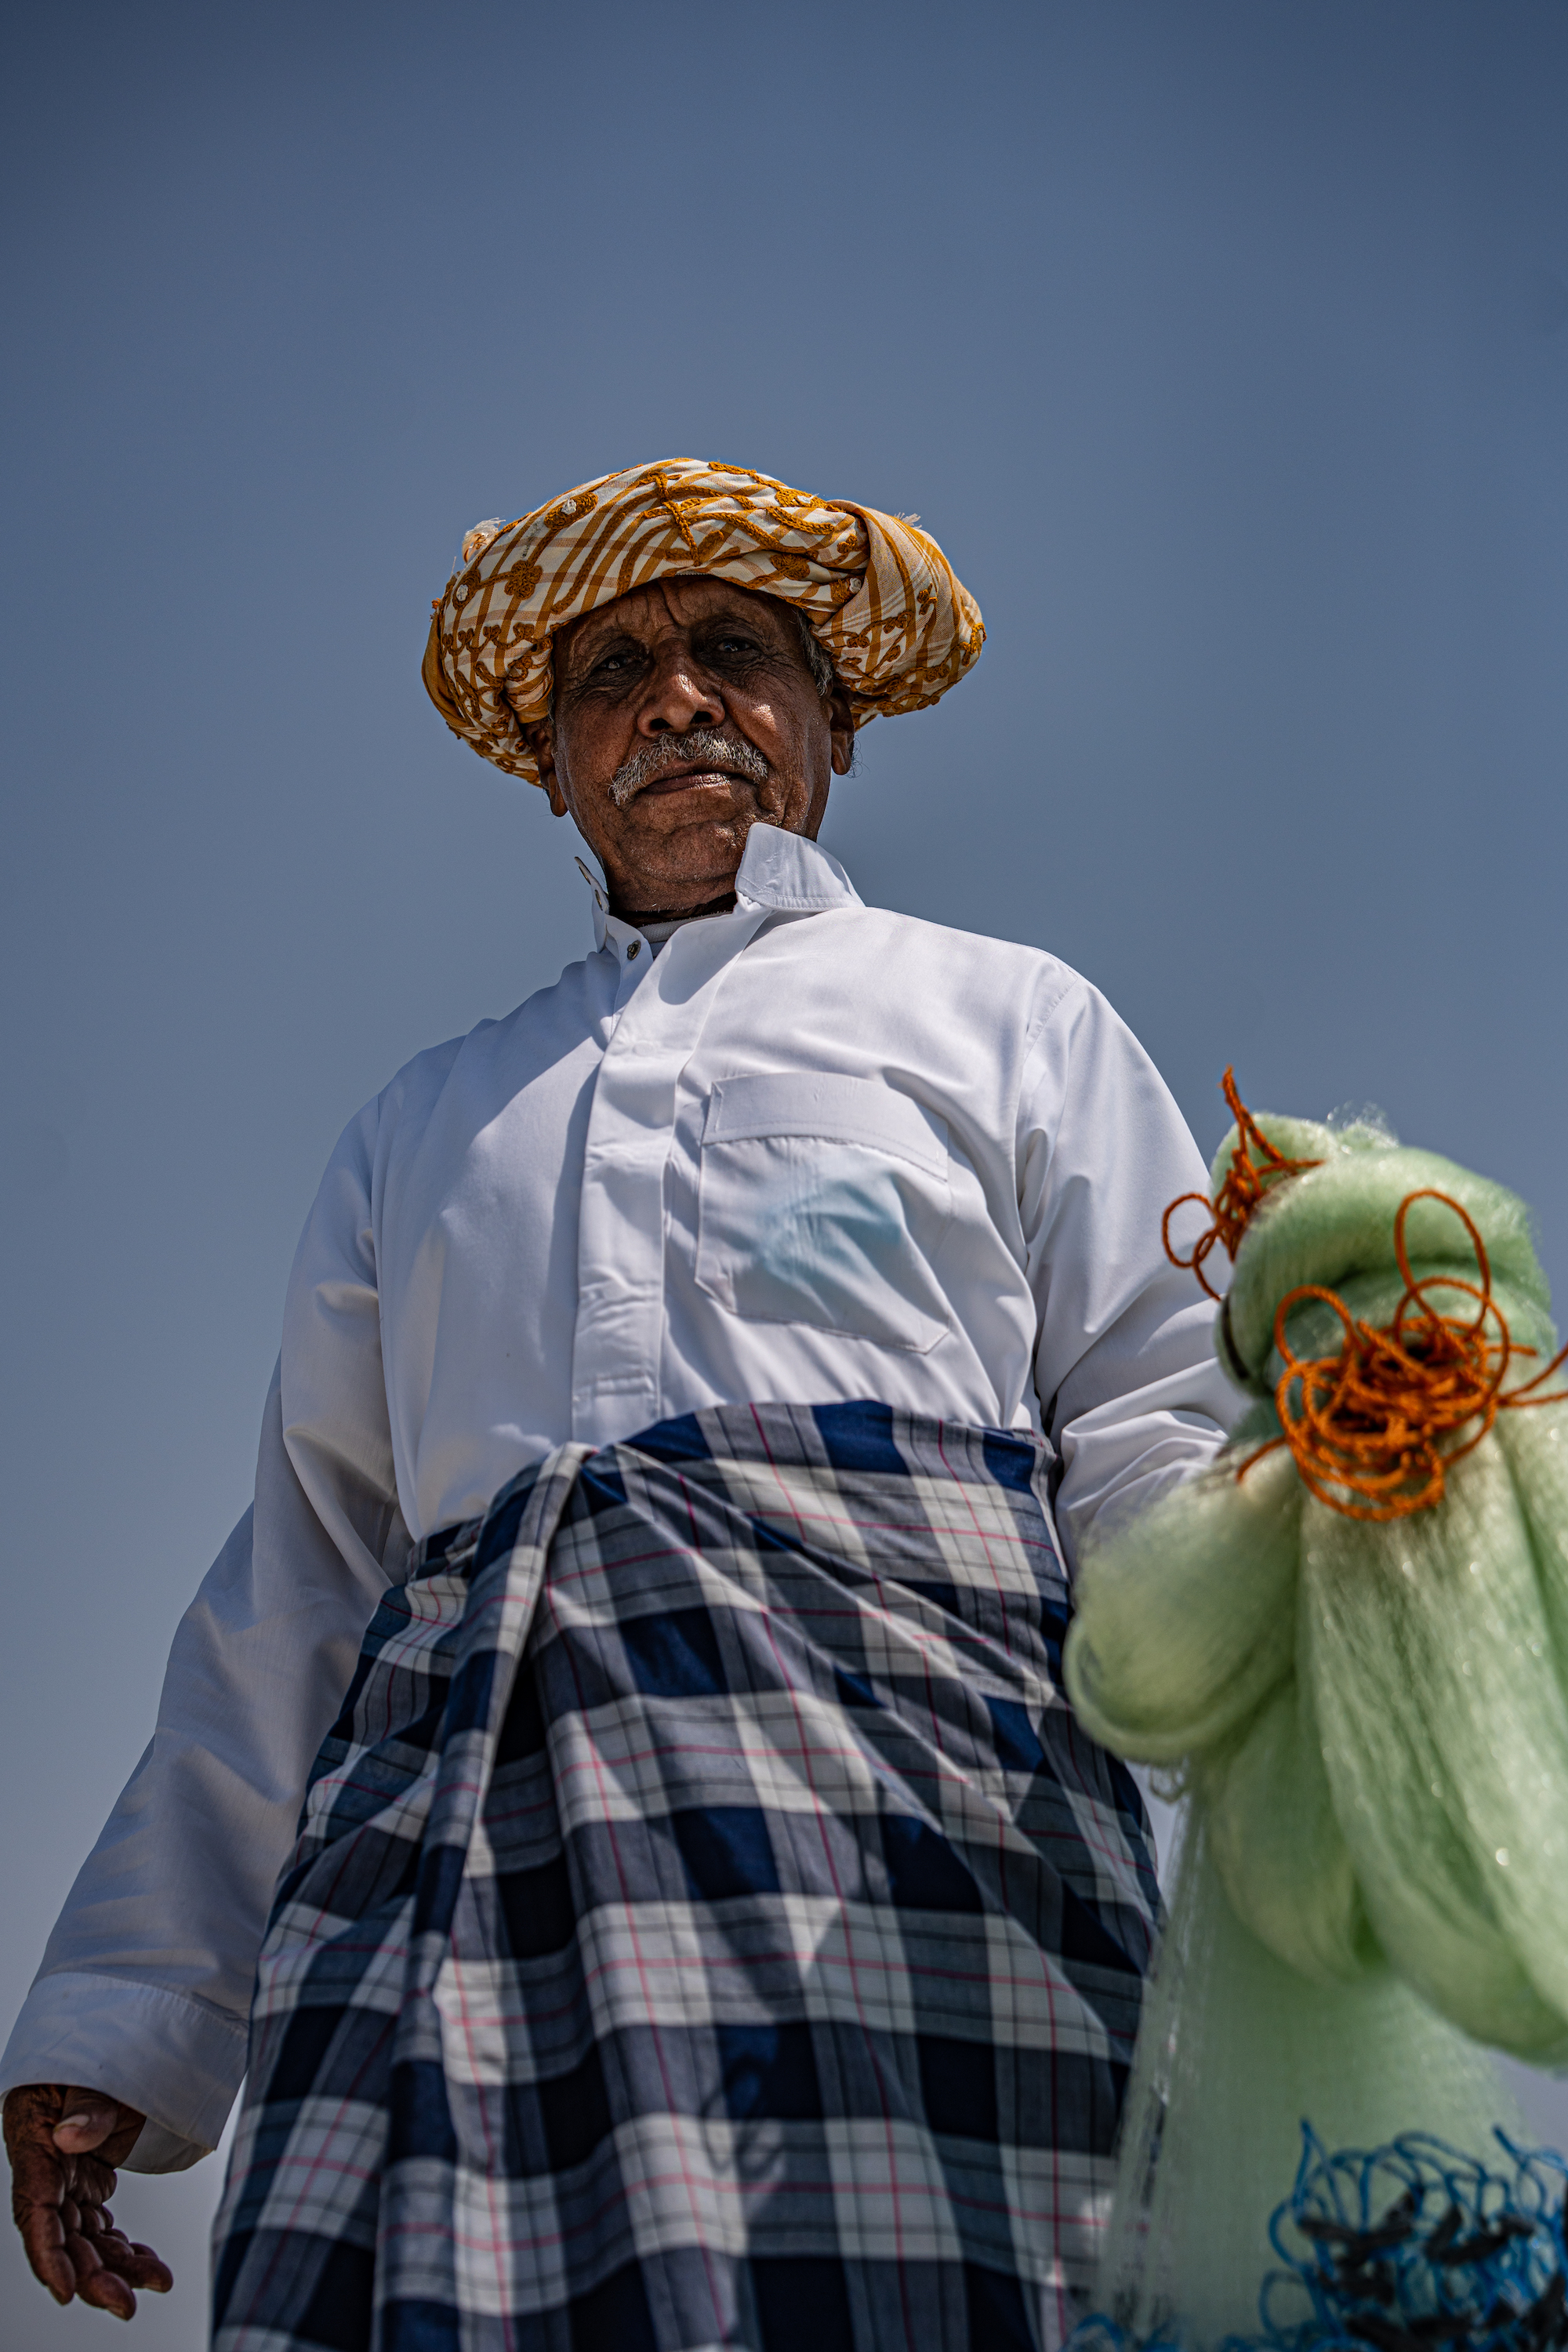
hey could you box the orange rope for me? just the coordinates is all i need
[1163,1068,1322,1301]
[1241,1189,1568,1522]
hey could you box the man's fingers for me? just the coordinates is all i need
[50,2085,145,2171]
[101,2230,174,2292]
[75,2192,176,2296]
[2,2083,63,2150]
[76,2154,119,2207]
[65,2224,106,2281]
[67,2221,141,2315]
[53,2096,124,2155]
[20,2200,66,2256]
[27,2249,75,2305]
[72,2254,136,2321]
[9,2134,66,2212]
[98,2122,146,2172]
[5,2085,162,2311]
[131,2244,173,2293]
[67,2220,140,2314]
[18,2204,74,2305]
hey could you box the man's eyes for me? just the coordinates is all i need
[584,630,760,679]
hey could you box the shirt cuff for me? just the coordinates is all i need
[0,1971,246,2172]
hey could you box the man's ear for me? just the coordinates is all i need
[828,687,856,778]
[523,719,570,818]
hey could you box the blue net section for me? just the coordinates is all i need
[1068,2131,1568,2352]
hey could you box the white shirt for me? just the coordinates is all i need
[0,826,1233,2170]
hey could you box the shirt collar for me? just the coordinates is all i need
[578,826,861,953]
[732,822,862,914]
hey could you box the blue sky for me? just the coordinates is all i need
[2,3,1566,2338]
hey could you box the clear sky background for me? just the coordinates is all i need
[2,2,1566,2339]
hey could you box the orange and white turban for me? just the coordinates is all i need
[422,458,985,786]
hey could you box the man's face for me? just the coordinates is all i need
[524,575,855,918]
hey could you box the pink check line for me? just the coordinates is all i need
[535,1715,1071,1785]
[251,1941,410,2005]
[319,1684,1086,1817]
[235,2005,398,2322]
[296,1785,1131,1956]
[269,2151,379,2190]
[446,1789,559,1832]
[296,1758,441,1810]
[253,1936,1102,2022]
[545,1558,1047,1652]
[555,1490,731,2340]
[441,1463,590,2352]
[546,1736,914,1786]
[474,1944,1077,2009]
[368,1588,469,1741]
[290,1823,430,1947]
[742,1410,919,2348]
[540,1766,989,1819]
[936,1425,1022,1911]
[369,2161,1080,2252]
[535,1515,1058,1581]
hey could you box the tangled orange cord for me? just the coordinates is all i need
[1162,1067,1322,1300]
[1243,1189,1568,1522]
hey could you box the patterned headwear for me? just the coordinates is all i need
[422,458,985,785]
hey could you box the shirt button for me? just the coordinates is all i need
[626,941,641,960]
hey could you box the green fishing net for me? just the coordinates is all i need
[1062,1102,1568,2343]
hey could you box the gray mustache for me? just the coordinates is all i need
[609,728,770,808]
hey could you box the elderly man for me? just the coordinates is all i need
[2,462,1231,2351]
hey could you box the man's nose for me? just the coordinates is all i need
[640,644,721,735]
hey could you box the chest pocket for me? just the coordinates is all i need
[695,1073,952,1352]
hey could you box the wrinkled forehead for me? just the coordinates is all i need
[556,573,786,669]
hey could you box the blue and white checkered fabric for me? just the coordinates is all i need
[212,1402,1158,2352]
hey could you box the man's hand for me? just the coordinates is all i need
[4,2084,172,2319]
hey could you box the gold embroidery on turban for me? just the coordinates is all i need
[422,459,985,786]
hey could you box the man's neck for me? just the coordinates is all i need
[606,887,737,927]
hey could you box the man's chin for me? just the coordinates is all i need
[603,801,764,908]
[623,786,761,842]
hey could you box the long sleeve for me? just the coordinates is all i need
[1018,978,1241,1570]
[0,1112,405,2172]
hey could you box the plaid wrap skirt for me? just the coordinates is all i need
[211,1403,1158,2352]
